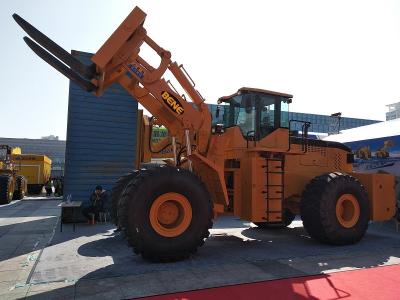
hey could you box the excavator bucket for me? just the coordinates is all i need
[12,13,97,92]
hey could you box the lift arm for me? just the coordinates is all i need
[13,7,211,154]
[13,6,228,207]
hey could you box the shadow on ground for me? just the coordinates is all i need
[0,199,63,264]
[21,216,400,299]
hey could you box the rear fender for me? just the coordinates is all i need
[351,172,396,221]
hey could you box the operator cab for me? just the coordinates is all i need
[0,145,12,159]
[0,145,12,170]
[218,87,292,141]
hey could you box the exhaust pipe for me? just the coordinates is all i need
[23,36,96,92]
[13,13,96,81]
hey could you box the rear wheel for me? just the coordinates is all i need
[0,175,14,204]
[301,172,369,245]
[119,166,213,262]
[13,176,27,200]
[255,209,296,229]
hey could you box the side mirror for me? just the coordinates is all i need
[304,122,311,138]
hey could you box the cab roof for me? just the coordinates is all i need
[218,87,293,103]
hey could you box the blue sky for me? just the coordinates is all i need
[1,0,400,140]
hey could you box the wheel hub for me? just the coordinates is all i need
[158,201,180,226]
[149,192,192,237]
[336,193,360,228]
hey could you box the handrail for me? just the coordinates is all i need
[179,64,196,87]
[167,80,179,95]
[288,120,311,152]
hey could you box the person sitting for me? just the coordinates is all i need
[82,185,108,222]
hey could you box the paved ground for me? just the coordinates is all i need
[0,198,60,300]
[1,199,400,299]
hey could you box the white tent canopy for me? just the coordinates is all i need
[324,118,400,143]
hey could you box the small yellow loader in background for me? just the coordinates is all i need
[0,145,27,204]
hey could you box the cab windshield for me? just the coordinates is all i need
[223,92,290,140]
[0,149,7,161]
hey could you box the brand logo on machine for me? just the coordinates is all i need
[127,64,144,79]
[161,91,184,115]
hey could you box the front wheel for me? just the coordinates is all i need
[301,172,370,245]
[111,171,140,226]
[119,166,213,262]
[0,175,14,204]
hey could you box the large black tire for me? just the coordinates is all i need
[0,175,14,204]
[112,164,162,226]
[111,171,141,226]
[255,209,296,229]
[13,176,27,200]
[119,166,213,262]
[301,172,370,245]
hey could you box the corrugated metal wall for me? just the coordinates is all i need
[64,50,138,205]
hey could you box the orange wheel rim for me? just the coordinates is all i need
[336,194,360,228]
[149,192,192,237]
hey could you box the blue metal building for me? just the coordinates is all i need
[207,104,380,133]
[63,51,138,205]
[287,112,380,133]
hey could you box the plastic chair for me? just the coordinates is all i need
[88,213,96,225]
[99,211,110,223]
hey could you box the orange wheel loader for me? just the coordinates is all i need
[13,7,397,262]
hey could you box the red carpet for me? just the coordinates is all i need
[138,264,400,300]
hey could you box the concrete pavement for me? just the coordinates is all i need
[0,198,60,299]
[1,199,400,299]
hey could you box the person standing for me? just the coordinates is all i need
[59,177,64,196]
[45,180,53,196]
[54,178,61,196]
